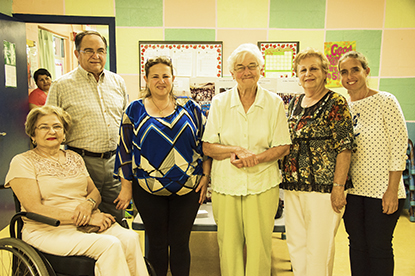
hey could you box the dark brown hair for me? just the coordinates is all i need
[141,56,174,98]
[75,31,107,51]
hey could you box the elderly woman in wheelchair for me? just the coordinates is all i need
[4,105,149,276]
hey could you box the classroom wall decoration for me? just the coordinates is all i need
[139,41,223,89]
[324,41,356,88]
[257,41,299,78]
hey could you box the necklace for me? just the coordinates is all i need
[35,148,62,165]
[303,90,327,108]
[151,97,171,115]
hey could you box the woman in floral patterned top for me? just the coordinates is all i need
[281,48,354,276]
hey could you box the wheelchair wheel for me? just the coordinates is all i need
[144,257,157,276]
[0,237,50,276]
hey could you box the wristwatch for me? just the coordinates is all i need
[86,198,97,209]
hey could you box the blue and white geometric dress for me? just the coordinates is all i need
[114,96,206,196]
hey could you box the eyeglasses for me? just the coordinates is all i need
[36,125,64,132]
[79,49,107,56]
[234,63,259,73]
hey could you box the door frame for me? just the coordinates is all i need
[12,13,117,73]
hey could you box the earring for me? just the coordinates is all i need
[32,139,37,145]
[298,82,302,86]
[62,137,66,143]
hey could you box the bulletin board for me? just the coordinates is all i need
[139,41,223,89]
[257,41,299,78]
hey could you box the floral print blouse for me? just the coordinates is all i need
[281,91,355,193]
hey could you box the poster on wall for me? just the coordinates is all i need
[3,40,17,88]
[324,41,356,88]
[139,41,223,90]
[189,77,217,116]
[26,40,38,90]
[257,41,299,78]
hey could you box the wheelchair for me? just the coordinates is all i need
[0,184,157,276]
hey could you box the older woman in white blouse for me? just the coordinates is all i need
[202,43,291,276]
[338,51,408,276]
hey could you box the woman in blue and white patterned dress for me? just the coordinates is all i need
[113,56,211,276]
[338,51,408,276]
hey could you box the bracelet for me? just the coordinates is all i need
[202,173,210,178]
[86,198,97,209]
[333,183,345,187]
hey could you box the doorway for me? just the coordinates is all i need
[0,13,116,230]
[26,22,110,93]
[13,13,117,72]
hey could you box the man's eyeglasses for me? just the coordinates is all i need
[36,125,64,132]
[79,49,107,56]
[234,63,259,73]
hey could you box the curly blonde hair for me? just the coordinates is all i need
[25,105,72,138]
[294,48,329,82]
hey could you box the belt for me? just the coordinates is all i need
[67,146,116,159]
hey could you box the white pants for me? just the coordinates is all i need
[23,223,148,276]
[284,190,344,276]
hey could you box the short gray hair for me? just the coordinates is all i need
[227,43,264,73]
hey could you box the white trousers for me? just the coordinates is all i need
[23,223,148,276]
[284,190,344,276]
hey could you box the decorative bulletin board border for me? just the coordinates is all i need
[139,41,223,89]
[257,41,299,78]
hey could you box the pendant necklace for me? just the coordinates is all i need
[151,97,171,115]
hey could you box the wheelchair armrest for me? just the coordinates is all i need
[24,212,60,227]
[10,212,60,238]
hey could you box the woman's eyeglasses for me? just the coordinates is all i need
[234,63,259,73]
[36,125,64,132]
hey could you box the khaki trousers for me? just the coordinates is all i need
[212,186,279,276]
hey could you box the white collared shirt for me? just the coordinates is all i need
[202,85,291,196]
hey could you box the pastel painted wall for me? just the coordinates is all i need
[9,0,415,134]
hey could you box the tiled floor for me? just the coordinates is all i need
[1,210,414,275]
[185,209,415,276]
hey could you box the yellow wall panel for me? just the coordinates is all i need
[217,29,267,75]
[217,0,268,28]
[65,0,114,16]
[385,0,415,28]
[381,30,415,77]
[268,30,325,52]
[12,0,64,15]
[326,0,384,29]
[368,77,379,90]
[120,74,140,102]
[116,27,164,75]
[164,0,216,28]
